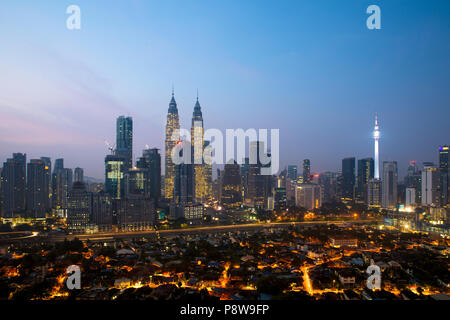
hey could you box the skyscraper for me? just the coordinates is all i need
[74,167,84,183]
[53,168,73,213]
[405,161,422,204]
[295,183,322,210]
[191,95,211,203]
[165,90,180,200]
[26,159,48,218]
[171,141,195,220]
[382,161,398,209]
[357,158,374,202]
[439,145,449,206]
[303,160,311,183]
[105,154,126,199]
[422,162,439,206]
[1,153,26,217]
[373,114,380,180]
[67,182,91,233]
[40,157,52,210]
[287,165,298,181]
[341,157,356,201]
[137,148,161,202]
[116,116,133,170]
[221,161,242,208]
[125,167,148,197]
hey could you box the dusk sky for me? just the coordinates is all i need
[0,0,449,179]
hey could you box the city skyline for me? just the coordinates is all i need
[1,1,449,178]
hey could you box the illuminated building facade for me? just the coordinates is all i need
[295,183,322,210]
[405,187,416,207]
[367,178,381,207]
[67,182,91,233]
[183,203,204,221]
[191,96,211,202]
[373,114,380,180]
[303,159,311,183]
[105,154,126,199]
[288,165,298,180]
[164,91,180,200]
[221,161,242,208]
[439,145,449,206]
[422,162,439,206]
[116,116,133,170]
[40,157,51,210]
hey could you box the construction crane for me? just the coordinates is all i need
[104,140,116,155]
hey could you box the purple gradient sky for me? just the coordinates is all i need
[0,0,449,179]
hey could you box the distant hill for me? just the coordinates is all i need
[85,176,103,184]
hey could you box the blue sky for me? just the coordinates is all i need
[0,0,449,178]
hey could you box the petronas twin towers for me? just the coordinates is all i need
[164,89,212,203]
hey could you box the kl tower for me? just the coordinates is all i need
[373,114,380,179]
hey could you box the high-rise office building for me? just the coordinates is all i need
[357,158,374,202]
[0,153,26,217]
[221,161,242,208]
[191,95,211,203]
[116,195,155,231]
[91,192,113,232]
[53,168,73,212]
[422,162,439,206]
[171,141,195,220]
[105,154,126,199]
[367,178,382,207]
[439,145,449,206]
[247,141,266,207]
[164,90,180,200]
[341,157,356,201]
[405,187,416,207]
[303,160,311,183]
[295,183,322,210]
[405,160,422,204]
[67,182,91,233]
[382,161,398,209]
[40,157,52,210]
[125,167,148,197]
[287,165,298,181]
[52,158,64,209]
[116,116,133,170]
[74,167,84,183]
[26,159,48,218]
[319,171,339,203]
[137,148,161,202]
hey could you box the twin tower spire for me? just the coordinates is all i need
[164,88,209,201]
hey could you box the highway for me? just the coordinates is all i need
[56,219,380,243]
[0,219,380,244]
